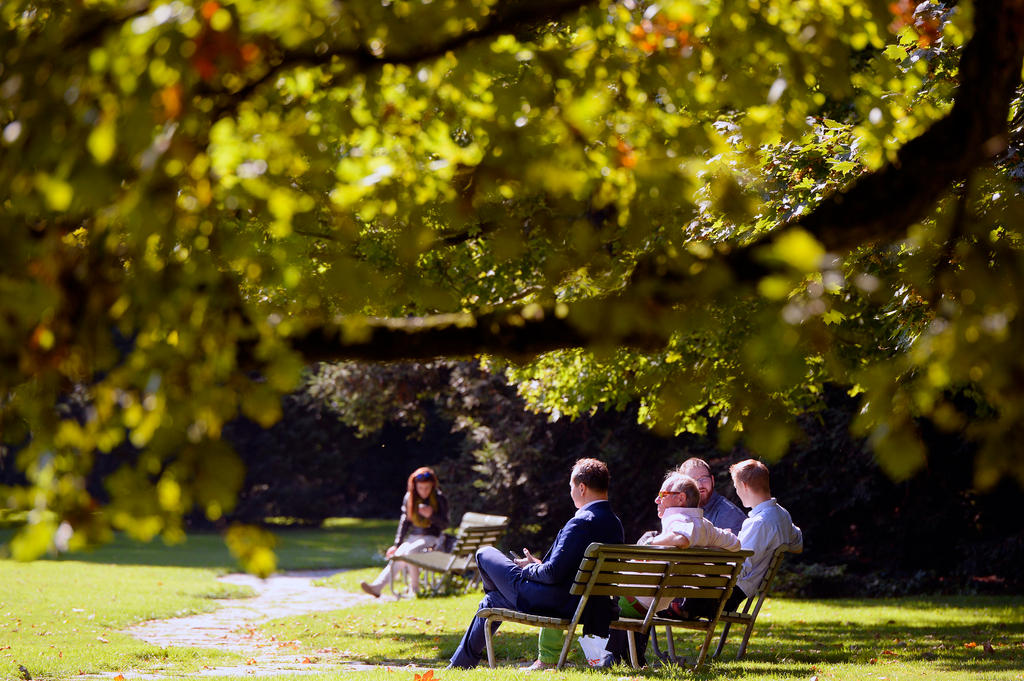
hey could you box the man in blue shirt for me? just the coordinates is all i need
[447,458,625,669]
[665,458,802,620]
[678,457,747,534]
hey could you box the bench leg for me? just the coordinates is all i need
[692,627,715,671]
[483,617,497,668]
[626,631,639,668]
[713,621,731,659]
[557,627,576,669]
[736,620,755,659]
[665,625,676,661]
[648,626,665,661]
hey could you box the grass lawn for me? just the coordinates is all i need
[1,518,1022,681]
[0,518,395,679]
[266,574,1024,681]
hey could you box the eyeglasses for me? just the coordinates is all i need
[414,472,434,481]
[694,475,713,484]
[656,490,681,500]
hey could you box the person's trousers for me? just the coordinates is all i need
[448,547,523,668]
[368,535,439,589]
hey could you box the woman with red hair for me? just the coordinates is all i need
[361,466,450,597]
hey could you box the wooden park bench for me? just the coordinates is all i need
[476,543,751,670]
[649,542,803,662]
[391,511,509,596]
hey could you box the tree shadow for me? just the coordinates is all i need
[331,598,1024,677]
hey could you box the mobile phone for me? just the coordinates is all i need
[508,550,522,560]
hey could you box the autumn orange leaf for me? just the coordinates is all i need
[964,642,978,648]
[414,670,436,681]
[201,1,221,20]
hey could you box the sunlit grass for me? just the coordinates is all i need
[260,588,1024,681]
[0,517,397,678]
[0,560,248,678]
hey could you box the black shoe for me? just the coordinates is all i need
[656,604,699,621]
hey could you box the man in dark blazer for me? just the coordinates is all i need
[447,458,625,669]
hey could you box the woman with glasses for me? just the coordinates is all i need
[361,466,450,597]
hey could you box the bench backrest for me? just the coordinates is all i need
[734,542,801,613]
[450,512,509,557]
[570,543,752,629]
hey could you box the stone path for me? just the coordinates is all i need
[85,570,430,678]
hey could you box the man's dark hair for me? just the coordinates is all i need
[571,458,610,492]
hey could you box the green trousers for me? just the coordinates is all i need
[536,596,646,664]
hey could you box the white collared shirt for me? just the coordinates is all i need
[662,506,742,551]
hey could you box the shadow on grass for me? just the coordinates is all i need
[334,596,1024,678]
[0,518,397,571]
[741,616,1024,675]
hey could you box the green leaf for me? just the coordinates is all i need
[883,45,909,62]
[87,121,117,164]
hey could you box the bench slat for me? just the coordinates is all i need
[582,585,730,599]
[576,560,740,579]
[580,573,733,587]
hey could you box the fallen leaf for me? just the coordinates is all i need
[965,642,978,649]
[114,675,125,681]
[245,658,256,665]
[96,636,109,644]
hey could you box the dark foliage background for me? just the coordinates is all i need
[4,361,1016,595]
[214,362,1022,597]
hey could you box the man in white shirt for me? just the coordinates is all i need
[662,458,803,621]
[642,473,741,551]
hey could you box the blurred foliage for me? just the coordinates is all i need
[1,0,1023,562]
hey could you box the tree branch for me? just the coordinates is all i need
[792,0,1024,254]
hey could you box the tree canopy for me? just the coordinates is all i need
[1,0,1023,564]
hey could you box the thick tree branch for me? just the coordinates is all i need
[274,305,663,363]
[793,0,1024,254]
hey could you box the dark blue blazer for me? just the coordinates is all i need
[515,499,624,617]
